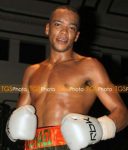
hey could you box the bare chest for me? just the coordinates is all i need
[29,62,91,99]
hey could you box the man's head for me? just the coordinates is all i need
[49,6,80,30]
[45,6,80,52]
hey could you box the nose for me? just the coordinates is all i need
[60,26,68,34]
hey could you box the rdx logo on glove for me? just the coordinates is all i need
[61,113,103,150]
[83,117,96,141]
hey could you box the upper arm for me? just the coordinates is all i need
[16,65,38,107]
[90,59,125,112]
[90,58,128,130]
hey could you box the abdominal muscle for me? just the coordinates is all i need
[32,91,96,127]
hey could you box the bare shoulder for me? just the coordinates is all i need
[24,60,46,78]
[74,53,102,68]
[80,56,105,70]
[80,56,100,65]
[25,64,40,75]
[79,55,110,84]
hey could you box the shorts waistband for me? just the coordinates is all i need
[25,126,66,150]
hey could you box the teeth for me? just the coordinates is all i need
[58,38,67,42]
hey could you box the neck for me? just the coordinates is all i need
[48,50,75,64]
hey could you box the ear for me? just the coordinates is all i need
[74,31,80,42]
[45,23,50,36]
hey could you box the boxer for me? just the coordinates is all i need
[6,5,128,150]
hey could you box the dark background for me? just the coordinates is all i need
[0,0,128,149]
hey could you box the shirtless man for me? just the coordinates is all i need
[6,6,128,150]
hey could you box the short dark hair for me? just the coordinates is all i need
[49,5,80,29]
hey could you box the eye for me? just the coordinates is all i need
[54,22,61,27]
[69,26,77,32]
[73,118,78,120]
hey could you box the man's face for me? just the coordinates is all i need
[45,8,80,52]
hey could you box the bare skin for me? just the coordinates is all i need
[17,8,128,132]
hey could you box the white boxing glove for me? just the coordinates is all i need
[61,113,116,150]
[98,115,116,140]
[6,105,37,142]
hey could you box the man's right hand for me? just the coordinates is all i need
[6,105,37,142]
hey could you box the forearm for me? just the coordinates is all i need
[96,83,128,132]
[108,107,128,132]
[16,92,31,108]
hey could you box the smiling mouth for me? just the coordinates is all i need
[57,37,68,44]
